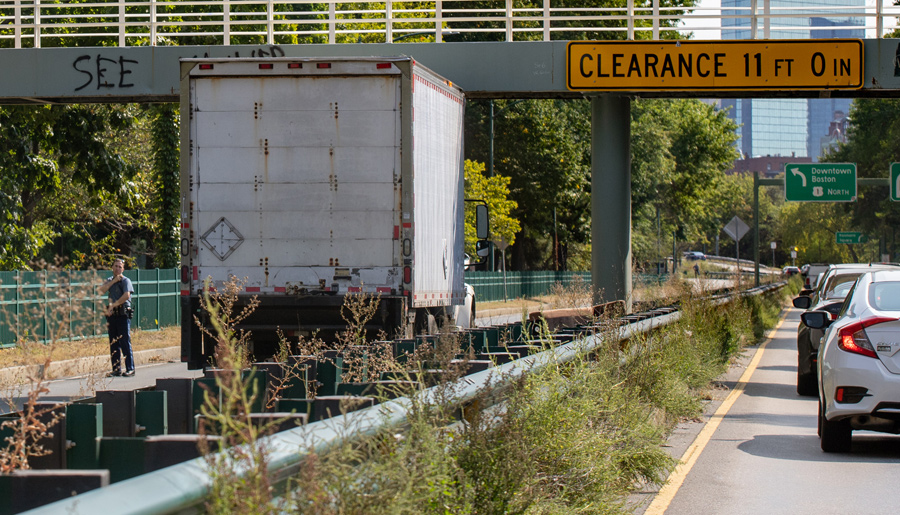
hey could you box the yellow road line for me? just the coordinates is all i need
[642,312,790,514]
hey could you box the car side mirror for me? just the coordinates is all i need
[800,311,831,329]
[793,296,812,309]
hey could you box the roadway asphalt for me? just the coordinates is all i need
[631,305,900,514]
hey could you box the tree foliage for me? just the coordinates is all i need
[463,160,520,256]
[151,104,181,269]
[814,98,900,262]
[0,105,139,269]
[465,99,591,270]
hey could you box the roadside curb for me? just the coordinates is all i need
[0,347,180,388]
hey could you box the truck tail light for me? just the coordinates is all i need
[838,317,897,359]
[403,266,411,283]
[259,63,274,70]
[377,63,392,69]
[288,63,302,69]
[199,64,214,70]
[181,265,190,284]
[317,63,331,69]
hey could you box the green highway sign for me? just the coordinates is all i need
[784,163,857,202]
[891,163,900,201]
[836,232,868,244]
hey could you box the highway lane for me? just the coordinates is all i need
[644,307,900,515]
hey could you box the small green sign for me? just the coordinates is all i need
[785,163,857,202]
[891,163,900,202]
[836,232,868,244]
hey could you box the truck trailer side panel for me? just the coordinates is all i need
[409,69,466,308]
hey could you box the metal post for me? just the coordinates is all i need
[753,171,760,287]
[553,206,558,271]
[487,101,495,272]
[656,205,661,274]
[591,95,632,311]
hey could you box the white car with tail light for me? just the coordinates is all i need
[792,263,900,396]
[801,269,900,452]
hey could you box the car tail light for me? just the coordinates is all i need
[834,386,869,403]
[838,317,897,358]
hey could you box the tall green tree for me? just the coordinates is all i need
[632,99,740,244]
[0,105,138,269]
[151,104,181,268]
[825,98,900,262]
[464,160,521,258]
[466,99,591,270]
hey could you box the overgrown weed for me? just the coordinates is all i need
[196,276,283,514]
[0,261,109,471]
[196,275,789,514]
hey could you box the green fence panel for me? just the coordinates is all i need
[465,271,591,303]
[0,269,181,348]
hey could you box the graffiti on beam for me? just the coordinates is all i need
[73,55,138,91]
[191,45,286,59]
[70,46,285,92]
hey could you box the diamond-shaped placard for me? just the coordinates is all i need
[200,217,244,261]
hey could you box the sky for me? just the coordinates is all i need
[677,0,898,40]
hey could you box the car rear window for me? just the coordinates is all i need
[823,273,863,300]
[869,281,900,311]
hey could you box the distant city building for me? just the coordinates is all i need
[720,0,864,162]
[726,155,813,178]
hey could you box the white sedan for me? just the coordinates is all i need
[801,269,900,453]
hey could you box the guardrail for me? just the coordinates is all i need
[0,1,895,49]
[25,280,786,514]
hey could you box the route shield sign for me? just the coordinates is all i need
[784,163,856,202]
[891,163,900,201]
[836,232,867,244]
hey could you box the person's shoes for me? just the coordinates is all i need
[123,370,135,377]
[108,370,122,377]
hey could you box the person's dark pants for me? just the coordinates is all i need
[108,315,134,373]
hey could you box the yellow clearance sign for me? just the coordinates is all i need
[567,40,863,91]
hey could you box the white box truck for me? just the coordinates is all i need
[178,57,485,369]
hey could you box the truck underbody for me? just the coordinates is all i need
[181,294,453,369]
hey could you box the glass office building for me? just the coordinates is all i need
[719,0,864,161]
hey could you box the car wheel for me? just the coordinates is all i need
[819,398,852,453]
[796,369,818,396]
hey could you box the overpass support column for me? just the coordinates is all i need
[591,95,632,311]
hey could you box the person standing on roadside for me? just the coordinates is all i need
[99,258,135,377]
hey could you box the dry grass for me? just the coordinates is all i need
[0,326,180,369]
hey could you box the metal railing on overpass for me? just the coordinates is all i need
[0,1,897,49]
